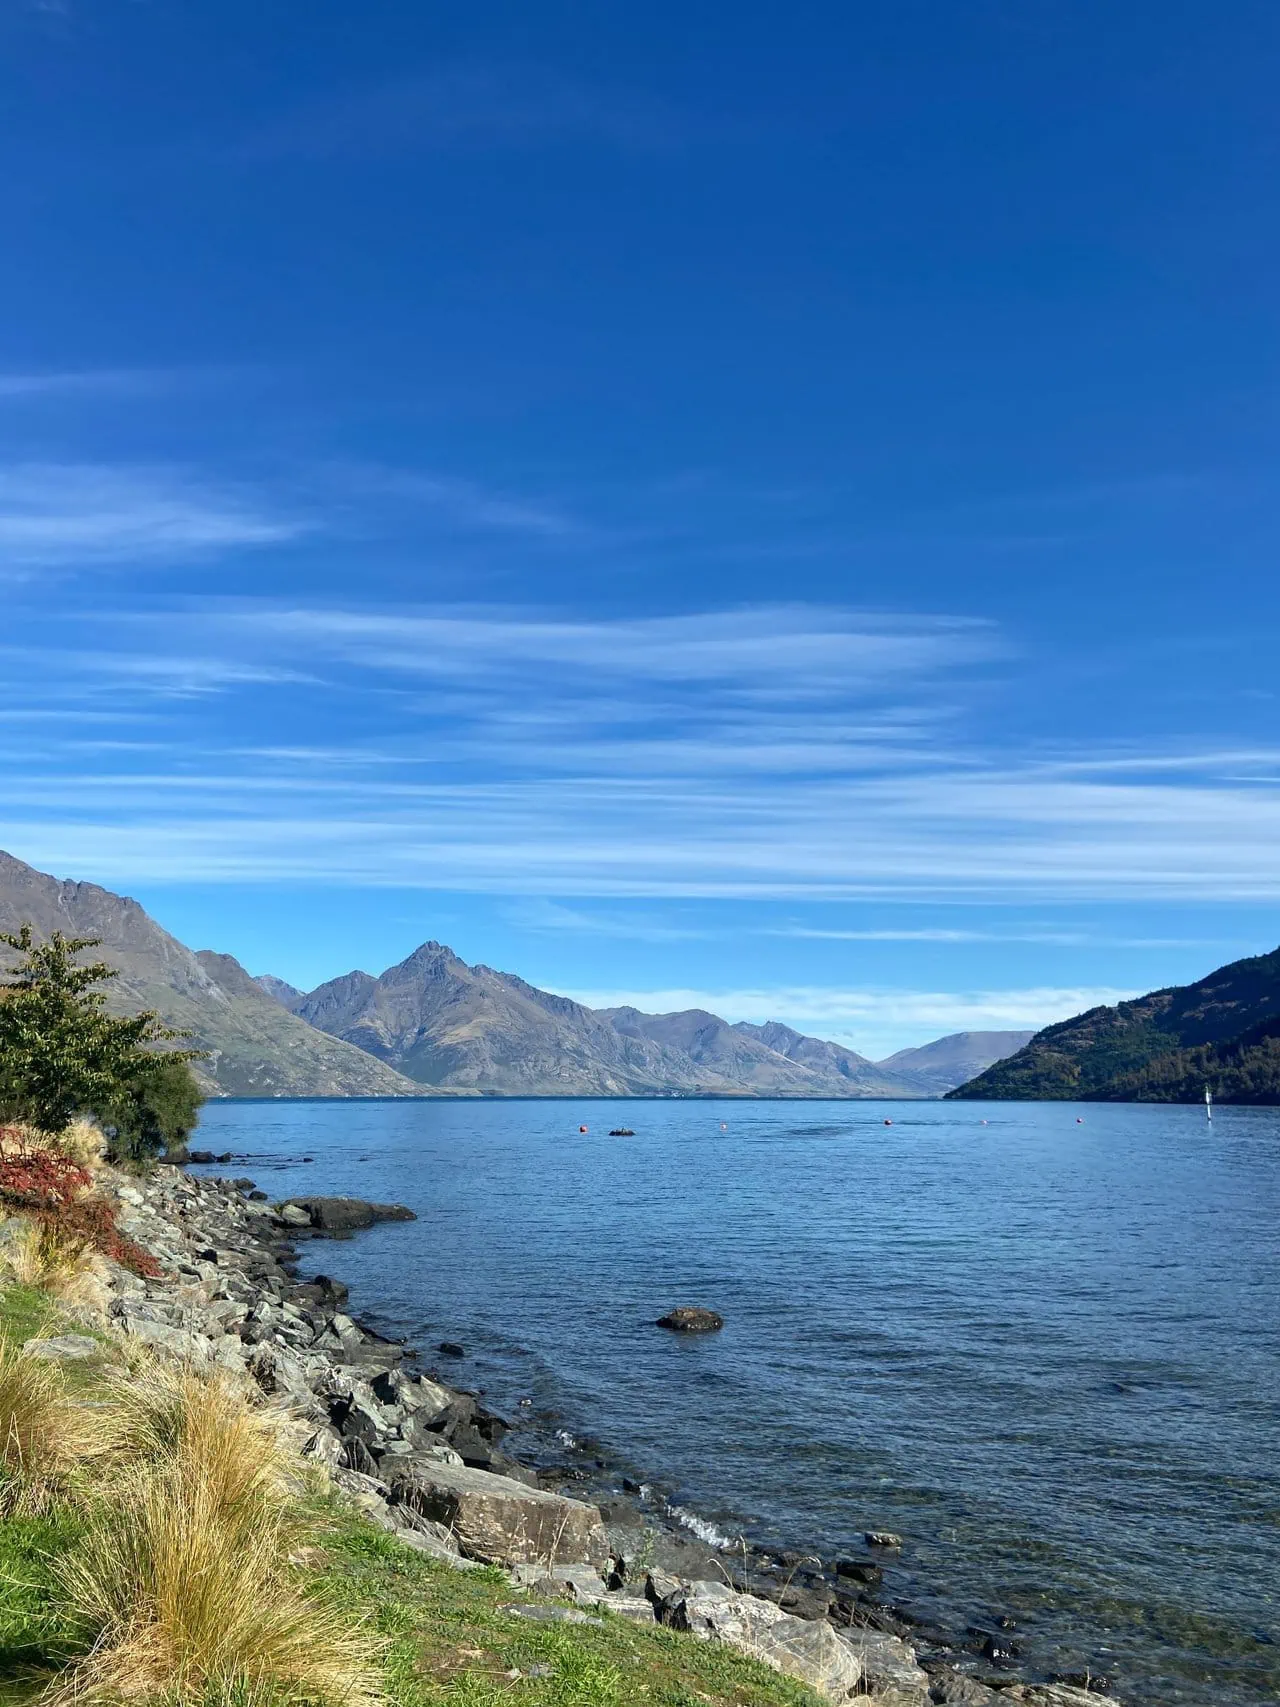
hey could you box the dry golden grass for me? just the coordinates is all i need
[50,1471,380,1707]
[104,1363,293,1509]
[0,1218,111,1315]
[0,1334,113,1515]
[45,1363,382,1707]
[0,1118,106,1173]
[50,1119,108,1173]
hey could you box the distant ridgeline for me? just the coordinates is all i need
[949,946,1280,1104]
[0,848,1031,1099]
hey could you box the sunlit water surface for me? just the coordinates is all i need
[193,1098,1280,1705]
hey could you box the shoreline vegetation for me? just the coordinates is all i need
[1,1116,1115,1707]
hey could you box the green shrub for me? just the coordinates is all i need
[0,929,204,1159]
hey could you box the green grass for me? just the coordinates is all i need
[0,1512,86,1702]
[309,1511,825,1707]
[0,1286,53,1348]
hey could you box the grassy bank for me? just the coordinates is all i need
[0,1281,822,1707]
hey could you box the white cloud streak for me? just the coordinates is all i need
[0,464,303,567]
[0,370,169,399]
[548,983,1136,1057]
[242,63,686,160]
[4,601,1280,906]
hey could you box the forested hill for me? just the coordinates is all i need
[948,945,1280,1103]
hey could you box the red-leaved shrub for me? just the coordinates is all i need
[0,1129,159,1278]
[0,1146,92,1211]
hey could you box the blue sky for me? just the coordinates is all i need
[1,0,1278,1057]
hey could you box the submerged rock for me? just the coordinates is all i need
[1002,1688,1117,1706]
[655,1307,724,1333]
[280,1196,416,1231]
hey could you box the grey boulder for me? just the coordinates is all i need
[280,1197,416,1232]
[836,1629,930,1702]
[661,1582,864,1702]
[22,1334,100,1362]
[387,1460,610,1567]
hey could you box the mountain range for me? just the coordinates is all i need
[0,850,1031,1097]
[949,945,1280,1103]
[264,940,1031,1097]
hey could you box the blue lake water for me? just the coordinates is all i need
[193,1097,1280,1705]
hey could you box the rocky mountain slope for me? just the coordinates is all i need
[288,943,789,1096]
[286,941,1024,1097]
[949,947,1280,1102]
[255,972,304,1007]
[878,1031,1034,1097]
[0,850,422,1098]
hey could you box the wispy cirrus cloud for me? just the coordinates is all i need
[770,926,1219,947]
[505,898,711,941]
[547,983,1137,1056]
[241,63,688,160]
[335,466,594,542]
[223,602,999,691]
[4,600,1280,908]
[0,367,257,403]
[0,369,168,399]
[0,463,304,569]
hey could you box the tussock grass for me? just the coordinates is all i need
[46,1121,106,1175]
[0,1337,112,1516]
[0,1220,109,1314]
[0,1121,104,1175]
[45,1363,381,1707]
[48,1467,379,1707]
[102,1363,292,1506]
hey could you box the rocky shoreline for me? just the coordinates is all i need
[88,1161,1116,1707]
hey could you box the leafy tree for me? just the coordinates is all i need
[0,926,204,1155]
[108,1050,205,1159]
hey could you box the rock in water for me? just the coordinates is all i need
[656,1307,724,1333]
[280,1196,416,1231]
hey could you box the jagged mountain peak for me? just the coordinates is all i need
[294,940,1005,1097]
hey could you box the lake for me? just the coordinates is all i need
[192,1097,1280,1705]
